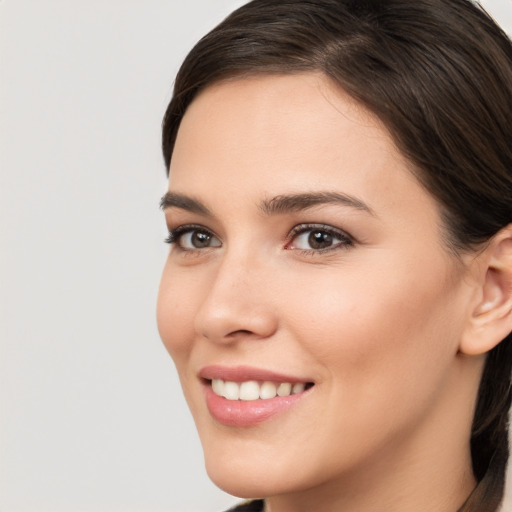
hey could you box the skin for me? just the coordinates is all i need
[157,73,490,512]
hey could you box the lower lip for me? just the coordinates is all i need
[204,384,310,427]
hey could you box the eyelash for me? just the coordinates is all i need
[164,224,218,247]
[285,223,354,254]
[165,223,354,254]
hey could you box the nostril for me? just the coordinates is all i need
[227,329,254,337]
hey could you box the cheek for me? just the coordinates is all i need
[285,262,460,410]
[156,263,199,365]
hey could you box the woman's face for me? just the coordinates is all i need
[157,74,475,499]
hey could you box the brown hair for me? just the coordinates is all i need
[162,1,512,510]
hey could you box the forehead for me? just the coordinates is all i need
[170,73,419,207]
[176,73,382,155]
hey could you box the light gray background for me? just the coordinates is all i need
[1,1,511,511]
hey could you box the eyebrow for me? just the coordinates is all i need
[160,190,375,217]
[160,192,212,215]
[259,192,375,216]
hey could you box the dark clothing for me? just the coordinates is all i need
[226,500,264,512]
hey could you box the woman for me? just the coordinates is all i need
[157,1,512,511]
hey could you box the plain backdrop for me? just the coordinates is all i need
[1,1,511,511]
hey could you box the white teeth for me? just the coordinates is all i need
[212,379,224,396]
[277,382,292,397]
[222,381,240,400]
[240,381,260,401]
[211,379,309,401]
[292,383,305,394]
[260,381,277,399]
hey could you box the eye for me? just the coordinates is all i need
[286,224,353,252]
[165,225,221,250]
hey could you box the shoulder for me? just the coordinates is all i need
[225,499,265,512]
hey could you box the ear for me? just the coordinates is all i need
[460,225,512,356]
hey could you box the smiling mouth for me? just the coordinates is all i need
[208,379,315,401]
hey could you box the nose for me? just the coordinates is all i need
[194,252,278,344]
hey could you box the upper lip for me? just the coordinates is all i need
[199,365,313,384]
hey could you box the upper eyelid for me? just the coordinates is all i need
[166,222,217,235]
[165,224,220,245]
[165,222,355,248]
[284,225,355,257]
[288,223,354,241]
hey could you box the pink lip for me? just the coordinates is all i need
[199,365,314,427]
[199,365,311,383]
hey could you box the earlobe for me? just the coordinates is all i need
[460,226,512,356]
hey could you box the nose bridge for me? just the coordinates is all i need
[194,246,277,343]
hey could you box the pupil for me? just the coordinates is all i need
[192,231,210,248]
[308,231,332,249]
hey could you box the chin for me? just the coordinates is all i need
[206,467,295,500]
[202,438,334,500]
[207,471,267,499]
[203,447,298,498]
